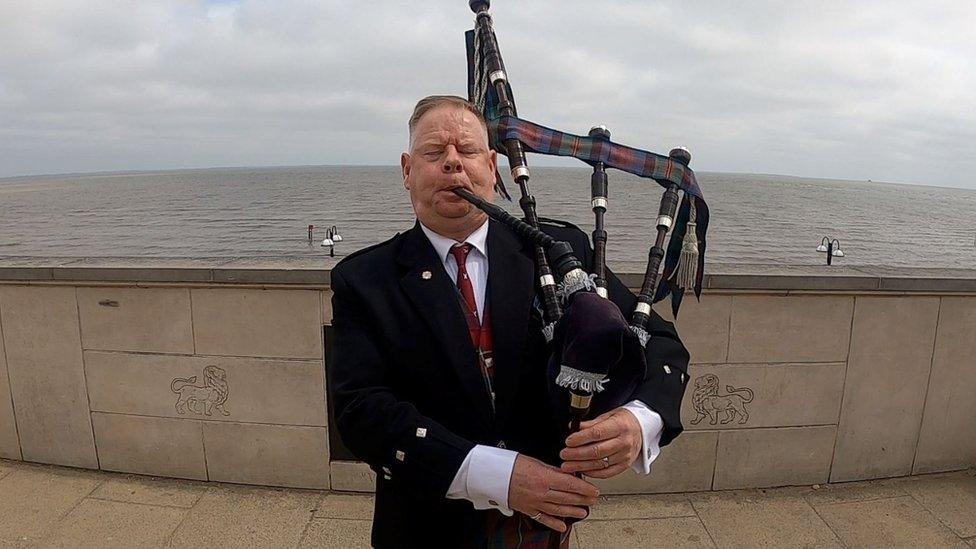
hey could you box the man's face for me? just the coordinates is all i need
[401,106,497,232]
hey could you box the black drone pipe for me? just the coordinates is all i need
[469,0,564,328]
[588,125,611,299]
[630,147,690,340]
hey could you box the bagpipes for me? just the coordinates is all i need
[459,0,710,457]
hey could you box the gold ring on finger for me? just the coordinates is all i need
[531,512,543,521]
[602,456,610,468]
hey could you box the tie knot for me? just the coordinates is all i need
[449,243,473,265]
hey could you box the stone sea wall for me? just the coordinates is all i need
[0,258,974,494]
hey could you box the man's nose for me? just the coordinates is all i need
[441,146,463,173]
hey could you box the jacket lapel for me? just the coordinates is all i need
[486,220,537,426]
[396,221,494,428]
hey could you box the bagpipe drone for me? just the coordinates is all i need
[457,0,710,456]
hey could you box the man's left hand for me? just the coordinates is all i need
[559,407,642,479]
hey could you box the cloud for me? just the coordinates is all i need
[1,0,974,188]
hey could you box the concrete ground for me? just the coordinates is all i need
[1,459,975,548]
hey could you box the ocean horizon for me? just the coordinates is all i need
[2,166,974,269]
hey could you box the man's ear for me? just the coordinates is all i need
[400,153,411,190]
[488,149,497,175]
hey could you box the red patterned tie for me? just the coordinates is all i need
[449,243,481,345]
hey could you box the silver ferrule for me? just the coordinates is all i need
[591,197,607,209]
[489,70,507,85]
[539,274,556,287]
[596,286,608,298]
[511,165,530,180]
[634,302,652,316]
[656,215,673,229]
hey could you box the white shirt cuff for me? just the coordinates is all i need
[621,400,664,475]
[446,444,519,516]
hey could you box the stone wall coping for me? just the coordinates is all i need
[1,256,975,292]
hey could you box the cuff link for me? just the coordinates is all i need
[488,499,499,507]
[395,450,406,461]
[663,364,672,374]
[416,427,427,438]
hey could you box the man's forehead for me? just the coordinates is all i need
[414,106,486,135]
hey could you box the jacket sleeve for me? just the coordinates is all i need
[328,267,476,501]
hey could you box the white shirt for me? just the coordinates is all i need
[420,220,664,516]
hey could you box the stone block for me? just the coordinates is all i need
[330,460,376,492]
[657,294,730,364]
[0,316,21,459]
[91,412,207,480]
[813,496,966,548]
[168,484,319,549]
[593,431,718,494]
[728,295,854,363]
[0,286,97,468]
[575,517,713,548]
[90,475,208,508]
[76,287,193,353]
[713,426,835,489]
[314,493,374,519]
[40,498,187,548]
[300,519,371,549]
[202,422,329,489]
[0,466,101,545]
[84,351,327,426]
[914,297,976,473]
[682,363,845,430]
[693,492,842,547]
[191,288,322,359]
[831,297,940,482]
[898,471,976,538]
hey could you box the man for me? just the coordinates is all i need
[329,95,689,547]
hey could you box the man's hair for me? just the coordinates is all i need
[408,95,488,146]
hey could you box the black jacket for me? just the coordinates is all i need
[329,218,689,548]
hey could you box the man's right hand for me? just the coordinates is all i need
[507,454,600,533]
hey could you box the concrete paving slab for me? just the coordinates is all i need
[801,477,909,505]
[587,494,695,521]
[167,484,319,549]
[314,493,374,520]
[898,471,976,538]
[693,491,842,548]
[300,518,371,548]
[813,495,967,548]
[575,516,714,548]
[0,466,101,545]
[38,498,186,549]
[89,474,208,508]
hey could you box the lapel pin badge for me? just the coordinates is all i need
[421,270,432,280]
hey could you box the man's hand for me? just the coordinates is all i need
[508,454,600,533]
[559,407,642,479]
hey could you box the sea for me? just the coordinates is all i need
[1,166,974,268]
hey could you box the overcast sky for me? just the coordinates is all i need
[1,0,974,188]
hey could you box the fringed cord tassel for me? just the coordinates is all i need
[675,198,699,291]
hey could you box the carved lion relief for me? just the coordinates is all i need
[170,365,230,417]
[690,373,754,425]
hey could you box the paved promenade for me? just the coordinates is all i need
[1,459,974,548]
